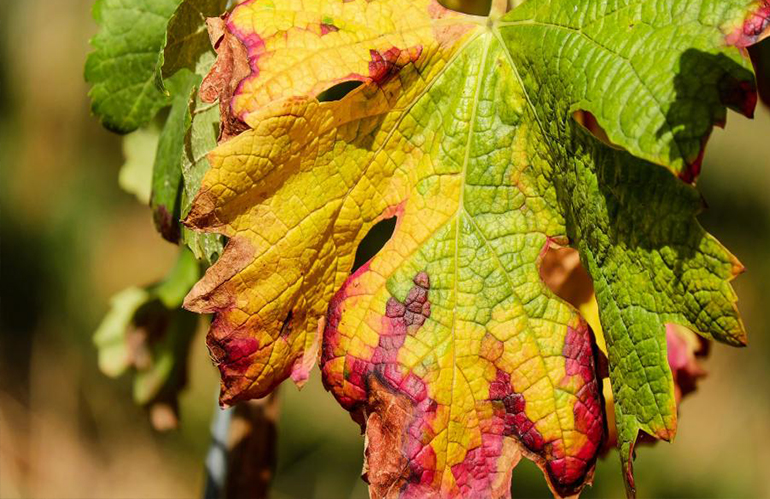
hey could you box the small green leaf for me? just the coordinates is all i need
[85,0,182,133]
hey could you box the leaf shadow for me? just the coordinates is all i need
[558,118,742,343]
[659,48,756,181]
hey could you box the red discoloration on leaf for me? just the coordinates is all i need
[749,41,770,106]
[573,110,616,148]
[368,46,423,85]
[450,433,516,499]
[560,322,604,486]
[208,328,260,375]
[320,23,340,35]
[666,324,709,403]
[185,236,314,405]
[323,268,432,408]
[323,269,444,498]
[726,1,770,48]
[153,204,180,243]
[678,136,708,184]
[224,16,269,124]
[323,260,604,496]
[720,79,758,119]
[226,18,267,80]
[489,370,546,452]
[486,321,603,496]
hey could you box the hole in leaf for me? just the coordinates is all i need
[572,110,619,149]
[280,310,293,338]
[539,244,594,309]
[350,216,397,274]
[316,81,363,102]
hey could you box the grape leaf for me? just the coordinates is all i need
[158,0,229,82]
[181,83,226,264]
[150,69,201,242]
[94,248,201,428]
[539,247,712,456]
[85,0,182,133]
[182,0,764,496]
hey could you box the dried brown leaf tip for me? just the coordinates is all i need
[200,16,251,141]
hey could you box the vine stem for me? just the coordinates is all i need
[203,391,279,499]
[488,0,509,18]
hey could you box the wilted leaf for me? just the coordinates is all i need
[85,0,181,133]
[94,248,201,428]
[665,324,709,403]
[197,16,252,140]
[183,0,763,496]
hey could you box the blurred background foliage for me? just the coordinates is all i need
[1,0,769,498]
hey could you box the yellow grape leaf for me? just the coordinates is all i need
[183,0,762,496]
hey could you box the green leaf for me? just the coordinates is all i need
[497,1,755,489]
[500,0,757,179]
[555,121,745,492]
[150,70,201,242]
[132,306,198,407]
[158,0,229,83]
[85,0,182,133]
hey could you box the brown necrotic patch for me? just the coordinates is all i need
[362,377,416,499]
[321,270,439,495]
[200,16,251,141]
